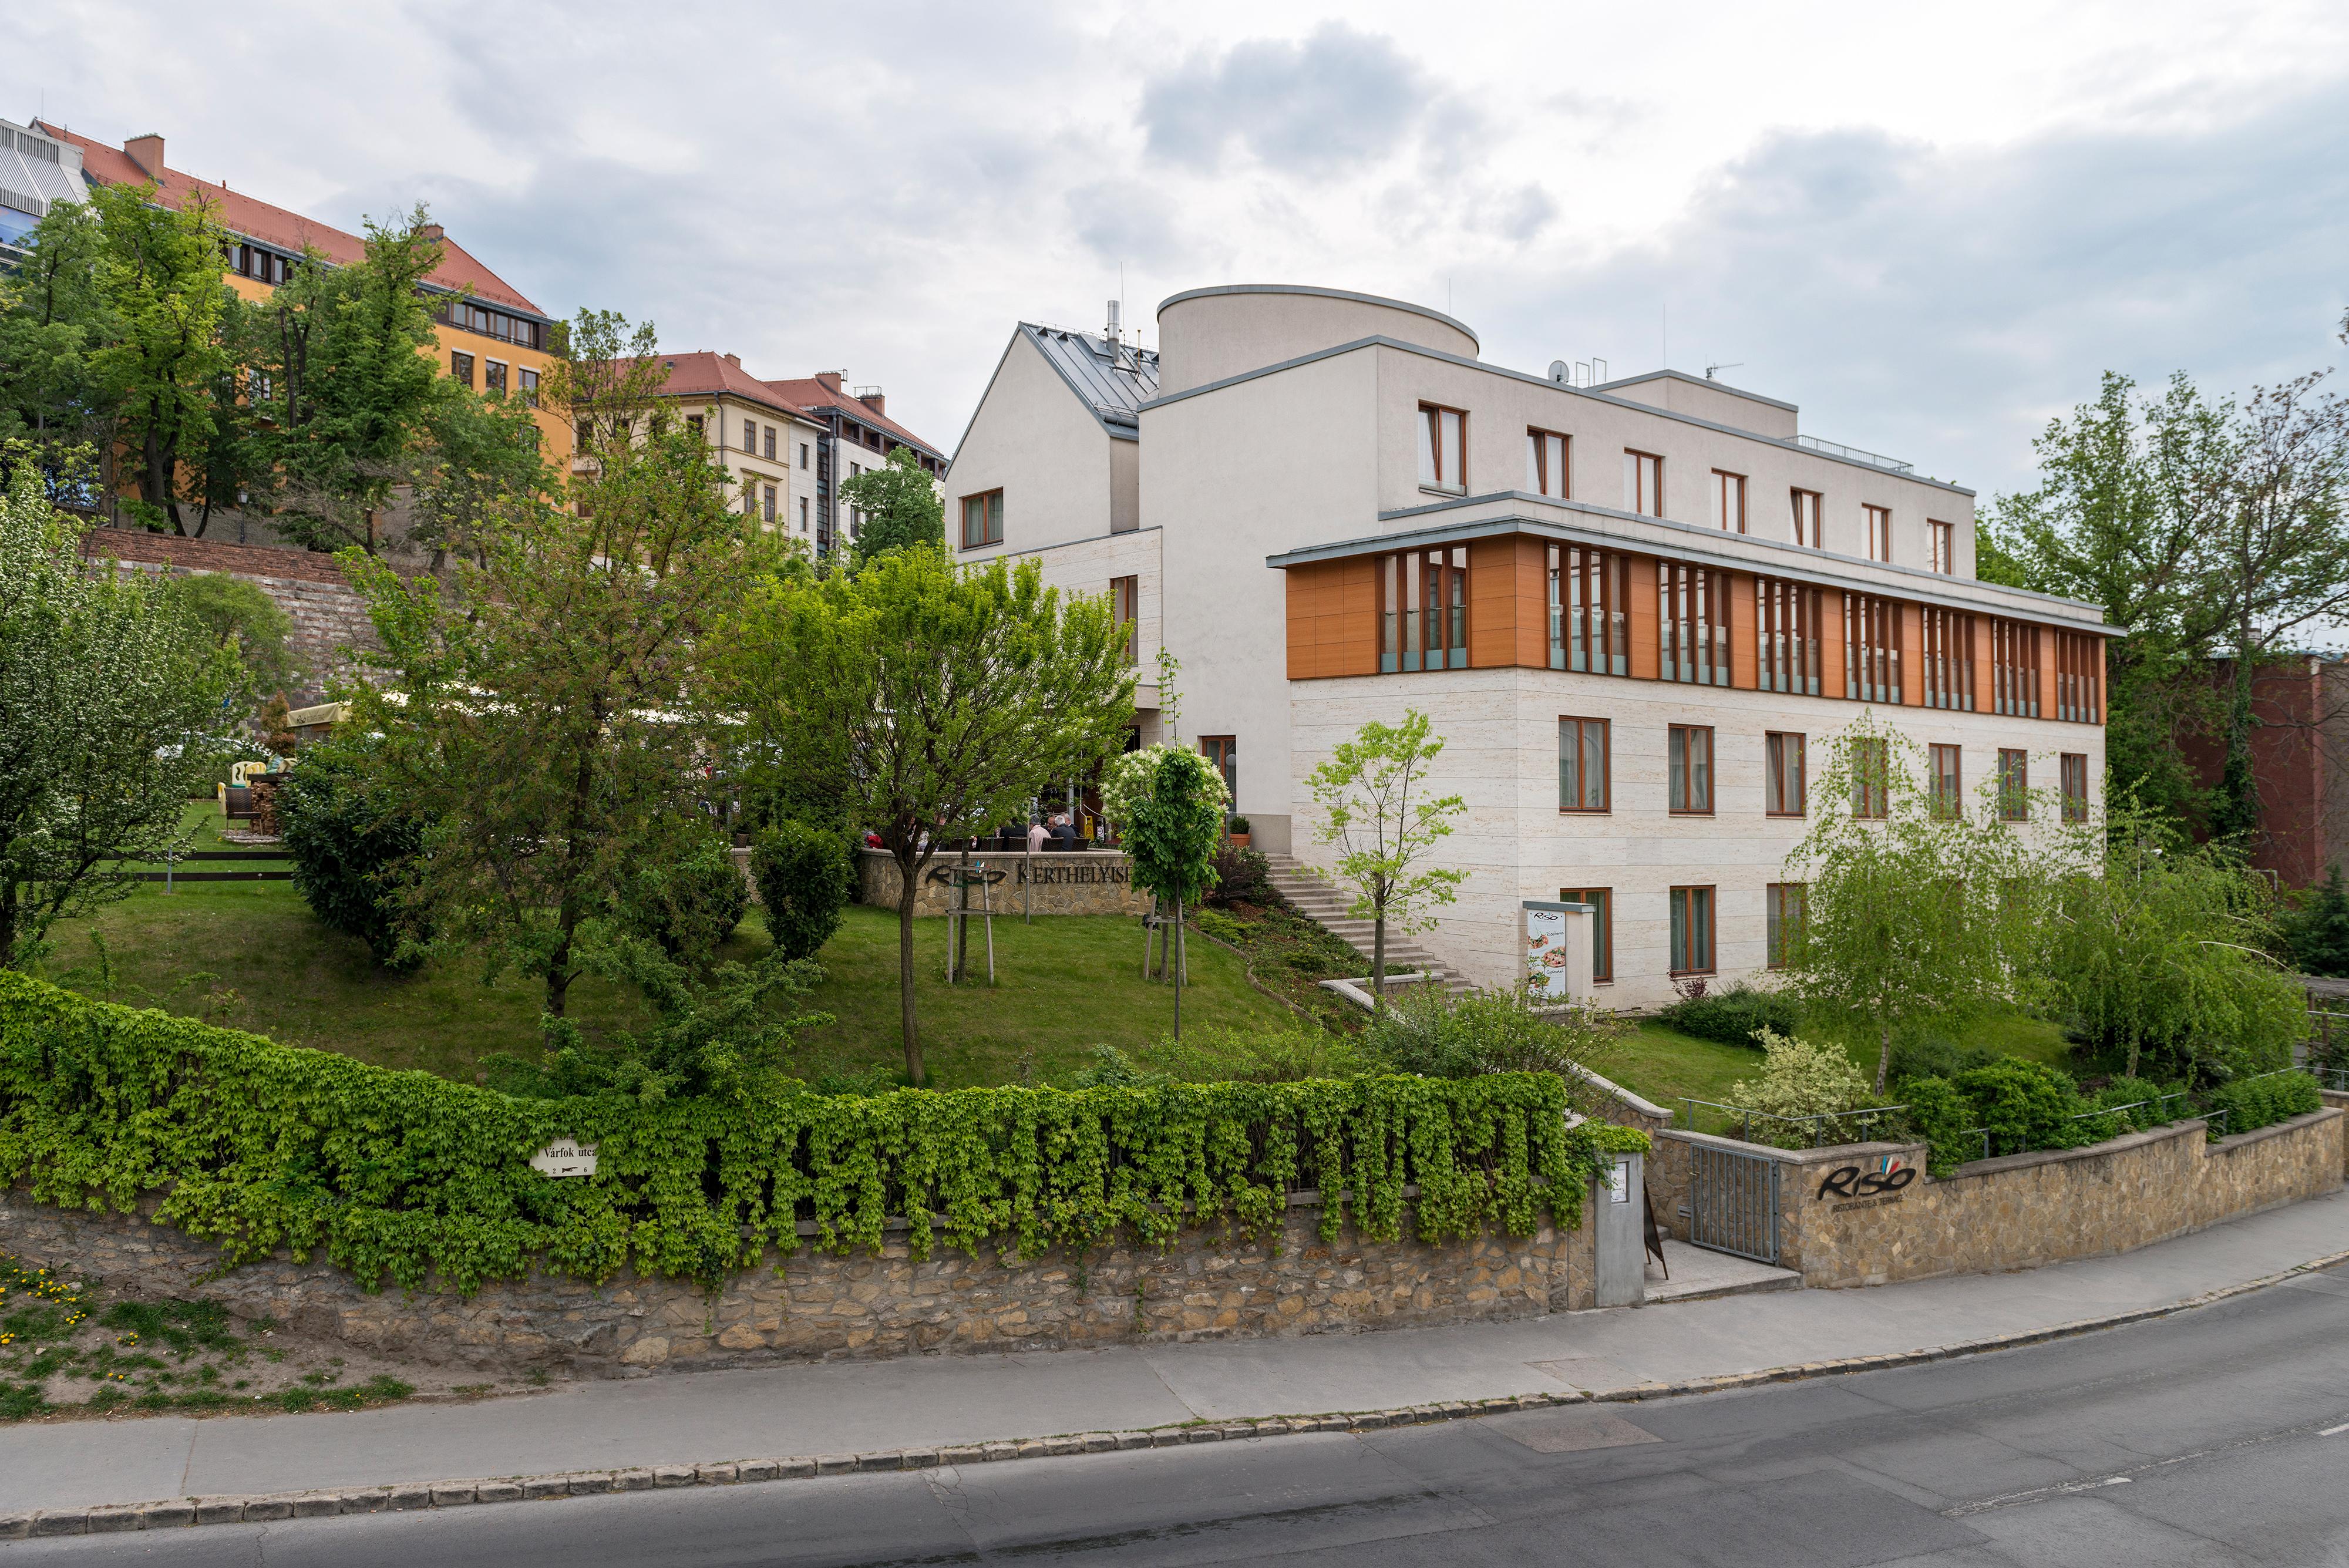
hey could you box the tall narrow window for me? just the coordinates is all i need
[1865,504,1893,562]
[686,413,704,438]
[1998,748,2030,822]
[798,496,810,531]
[763,484,777,523]
[450,351,474,386]
[799,443,810,469]
[1526,428,1570,498]
[1766,884,1805,968]
[1991,620,2041,716]
[1766,732,1806,817]
[1660,564,1732,686]
[1920,607,1976,711]
[1558,887,1613,982]
[1755,577,1822,695]
[1111,576,1139,665]
[1624,450,1664,516]
[960,489,1004,547]
[1668,886,1715,975]
[1377,547,1470,672]
[484,359,507,394]
[1546,544,1630,675]
[1929,519,1954,574]
[1669,725,1714,815]
[1558,718,1609,812]
[1844,593,1903,703]
[1791,488,1822,549]
[1418,403,1467,492]
[1199,736,1237,806]
[2061,752,2090,823]
[1852,738,1890,820]
[764,426,778,460]
[519,368,539,407]
[1930,744,1963,820]
[742,418,756,453]
[2053,631,2102,722]
[1711,470,1747,533]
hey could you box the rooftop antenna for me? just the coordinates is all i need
[1705,362,1744,381]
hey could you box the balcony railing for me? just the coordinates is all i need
[1796,434,1913,475]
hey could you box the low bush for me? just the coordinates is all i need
[276,736,429,971]
[0,971,1644,1296]
[1724,1029,1879,1149]
[1365,987,1625,1081]
[1192,909,1245,945]
[621,827,748,965]
[2202,1071,2322,1138]
[1204,844,1274,907]
[1653,981,1799,1048]
[1886,1034,2009,1082]
[749,821,853,963]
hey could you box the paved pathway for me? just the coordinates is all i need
[2,1189,2343,1516]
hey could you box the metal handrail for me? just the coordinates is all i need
[1678,1096,1909,1149]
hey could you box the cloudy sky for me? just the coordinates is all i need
[13,0,2348,500]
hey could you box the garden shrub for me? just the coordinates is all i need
[1366,987,1624,1081]
[1205,844,1274,907]
[1886,1034,2007,1082]
[749,820,853,963]
[1654,981,1799,1048]
[1192,909,1244,945]
[1726,1028,1877,1148]
[0,971,1644,1296]
[1949,1059,2090,1158]
[2202,1071,2322,1139]
[276,736,428,971]
[621,827,748,965]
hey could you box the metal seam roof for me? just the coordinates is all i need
[1019,324,1159,433]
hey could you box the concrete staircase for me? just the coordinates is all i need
[1261,853,1471,995]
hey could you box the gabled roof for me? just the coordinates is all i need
[626,353,819,421]
[1019,323,1159,440]
[762,375,943,460]
[38,122,548,318]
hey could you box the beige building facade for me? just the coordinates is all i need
[949,285,2110,1005]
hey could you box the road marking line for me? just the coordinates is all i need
[2321,1422,2349,1437]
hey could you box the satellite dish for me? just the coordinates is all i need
[1548,360,1570,384]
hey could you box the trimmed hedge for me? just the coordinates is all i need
[0,972,1643,1296]
[1654,982,1799,1048]
[2203,1071,2322,1139]
[1896,1058,2325,1176]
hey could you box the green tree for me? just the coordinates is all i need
[839,445,943,563]
[404,371,549,567]
[158,571,304,701]
[0,450,240,965]
[1101,742,1229,1037]
[342,309,747,1017]
[729,544,1134,1082]
[2284,864,2349,979]
[1779,718,2041,1093]
[1303,709,1466,1013]
[275,731,430,971]
[0,196,117,489]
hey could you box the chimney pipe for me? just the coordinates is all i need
[124,133,165,181]
[1105,298,1121,342]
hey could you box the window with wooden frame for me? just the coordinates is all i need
[797,496,809,531]
[1526,428,1570,498]
[519,368,539,408]
[1558,887,1614,982]
[763,484,777,523]
[1111,576,1139,665]
[1378,547,1471,672]
[959,489,1004,548]
[741,482,758,517]
[1668,885,1715,975]
[1756,577,1822,695]
[1843,593,1903,703]
[1991,620,2040,716]
[1766,732,1806,816]
[1624,449,1664,516]
[483,359,507,394]
[450,351,474,386]
[1669,725,1715,815]
[799,443,810,469]
[1558,718,1609,812]
[1418,403,1467,493]
[1998,748,2030,821]
[2053,630,2102,722]
[1865,504,1893,562]
[1791,487,1823,549]
[742,418,756,453]
[1766,883,1804,968]
[1920,607,1976,711]
[1929,519,1955,574]
[1929,744,1963,820]
[1547,544,1630,675]
[2061,752,2090,823]
[1711,470,1748,533]
[1852,737,1890,819]
[764,426,778,460]
[1660,563,1732,686]
[1200,736,1237,806]
[686,414,704,438]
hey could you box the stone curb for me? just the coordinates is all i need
[4,1247,2341,1543]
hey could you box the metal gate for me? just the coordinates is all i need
[1686,1144,1782,1264]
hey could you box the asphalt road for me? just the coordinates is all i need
[18,1261,2349,1567]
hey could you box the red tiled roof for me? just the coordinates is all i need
[39,123,548,318]
[624,353,819,421]
[760,375,940,458]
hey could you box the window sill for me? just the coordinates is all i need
[1557,807,1612,815]
[1667,810,1717,818]
[1418,484,1467,498]
[1765,810,1806,819]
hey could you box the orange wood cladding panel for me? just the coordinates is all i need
[1286,558,1381,679]
[2038,635,2061,722]
[1468,537,1521,670]
[1817,590,1845,699]
[1626,556,1660,680]
[1728,573,1758,689]
[1513,535,1550,668]
[1899,602,1925,705]
[1971,615,1994,714]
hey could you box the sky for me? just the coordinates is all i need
[11,0,2349,502]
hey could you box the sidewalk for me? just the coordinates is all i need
[4,1189,2344,1515]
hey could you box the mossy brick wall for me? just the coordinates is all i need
[0,1187,1598,1380]
[1650,1106,2343,1288]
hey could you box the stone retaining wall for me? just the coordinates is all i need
[857,849,1153,917]
[1650,1105,2344,1289]
[0,1188,1597,1381]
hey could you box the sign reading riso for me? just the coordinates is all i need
[530,1140,599,1179]
[1816,1156,1913,1212]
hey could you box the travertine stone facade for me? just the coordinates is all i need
[857,849,1154,917]
[0,1189,1593,1380]
[1650,1106,2344,1288]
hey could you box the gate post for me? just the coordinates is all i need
[1593,1150,1645,1307]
